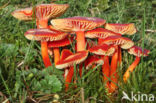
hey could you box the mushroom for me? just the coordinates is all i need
[11,7,33,20]
[105,23,137,64]
[50,16,106,51]
[24,28,68,67]
[35,3,69,28]
[56,50,88,91]
[123,46,150,82]
[105,23,137,35]
[85,56,104,70]
[88,44,115,90]
[58,49,73,90]
[100,36,134,93]
[47,36,74,64]
[56,50,88,69]
[85,28,121,39]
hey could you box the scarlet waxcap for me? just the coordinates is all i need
[89,44,115,56]
[24,28,68,41]
[85,28,121,39]
[128,46,150,57]
[100,36,134,49]
[105,23,137,35]
[50,16,106,32]
[35,3,69,20]
[56,50,88,69]
[11,7,33,20]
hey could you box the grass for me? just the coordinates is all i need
[0,0,156,102]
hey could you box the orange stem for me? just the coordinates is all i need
[53,48,60,65]
[65,66,74,91]
[41,41,52,67]
[37,19,48,28]
[76,31,85,51]
[102,56,110,89]
[123,56,140,82]
[109,46,118,93]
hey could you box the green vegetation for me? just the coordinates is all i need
[0,0,155,102]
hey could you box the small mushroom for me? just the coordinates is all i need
[51,16,106,51]
[35,3,69,28]
[89,44,115,91]
[11,7,33,20]
[24,28,68,67]
[56,50,88,91]
[105,23,137,65]
[123,46,150,82]
[105,23,137,35]
[56,50,88,69]
[85,28,121,39]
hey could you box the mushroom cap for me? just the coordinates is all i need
[85,56,104,70]
[24,28,68,41]
[85,28,121,39]
[100,36,134,49]
[128,46,150,57]
[35,3,69,20]
[47,36,73,48]
[11,7,33,20]
[60,49,73,60]
[56,50,88,69]
[105,23,137,35]
[89,44,115,56]
[50,16,106,32]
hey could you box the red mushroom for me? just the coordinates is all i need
[123,46,150,82]
[89,44,115,90]
[24,28,68,67]
[105,23,137,35]
[50,16,106,51]
[85,28,121,39]
[56,50,88,91]
[105,23,137,64]
[100,36,134,93]
[35,3,69,28]
[11,7,33,20]
[56,50,88,69]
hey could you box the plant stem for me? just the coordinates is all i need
[81,87,85,103]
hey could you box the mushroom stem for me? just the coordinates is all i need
[118,46,122,65]
[110,46,118,93]
[41,41,52,67]
[76,31,85,51]
[37,19,48,28]
[102,56,110,89]
[123,56,140,82]
[53,48,60,65]
[65,66,74,91]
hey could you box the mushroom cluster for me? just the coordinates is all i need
[12,3,150,93]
